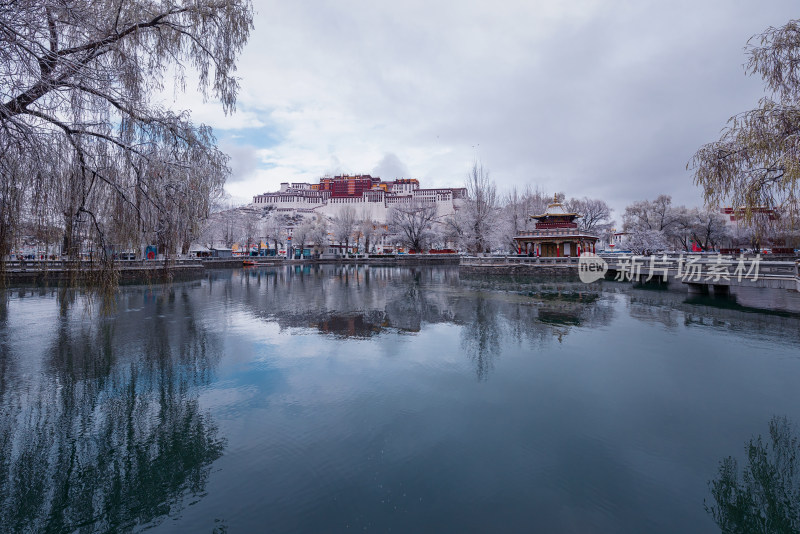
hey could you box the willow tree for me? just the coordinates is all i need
[690,20,800,226]
[0,0,254,280]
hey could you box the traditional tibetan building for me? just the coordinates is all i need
[513,196,599,257]
[252,174,466,223]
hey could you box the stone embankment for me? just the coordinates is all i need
[2,254,463,285]
[459,256,581,277]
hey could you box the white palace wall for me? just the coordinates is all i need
[253,188,464,223]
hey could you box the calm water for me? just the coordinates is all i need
[2,265,800,533]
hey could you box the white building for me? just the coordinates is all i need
[252,175,466,223]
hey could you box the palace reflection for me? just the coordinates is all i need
[0,287,225,533]
[3,266,800,534]
[218,265,615,380]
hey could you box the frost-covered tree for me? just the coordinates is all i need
[358,208,378,254]
[264,214,287,255]
[689,209,730,251]
[621,229,669,255]
[0,0,254,279]
[241,210,261,255]
[662,206,729,252]
[332,206,358,254]
[566,197,613,234]
[292,217,313,257]
[690,19,800,225]
[389,199,438,252]
[461,162,498,253]
[497,185,550,253]
[308,215,329,255]
[623,195,677,234]
[622,196,680,253]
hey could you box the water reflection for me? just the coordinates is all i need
[0,287,225,533]
[618,285,800,344]
[3,267,800,533]
[225,266,615,380]
[707,416,800,533]
[459,294,501,380]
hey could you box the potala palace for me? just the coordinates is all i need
[252,174,467,222]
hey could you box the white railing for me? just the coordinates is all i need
[461,255,579,265]
[3,258,204,270]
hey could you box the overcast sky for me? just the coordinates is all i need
[176,0,798,220]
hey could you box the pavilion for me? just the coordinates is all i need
[513,196,600,257]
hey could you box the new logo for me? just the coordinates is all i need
[578,253,608,283]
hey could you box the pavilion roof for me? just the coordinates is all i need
[530,195,581,220]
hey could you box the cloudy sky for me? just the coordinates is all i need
[176,0,797,219]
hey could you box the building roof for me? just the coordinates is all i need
[513,233,599,241]
[530,195,580,220]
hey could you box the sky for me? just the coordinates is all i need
[172,0,798,220]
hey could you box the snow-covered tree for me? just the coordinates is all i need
[621,229,669,255]
[0,0,254,280]
[264,215,287,255]
[691,19,800,223]
[332,206,358,254]
[389,199,438,252]
[566,197,613,234]
[308,215,329,255]
[497,185,550,253]
[241,210,261,255]
[689,209,730,251]
[622,195,679,253]
[461,162,499,253]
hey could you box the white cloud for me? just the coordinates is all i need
[174,0,799,213]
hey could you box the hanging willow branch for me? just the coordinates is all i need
[690,20,800,227]
[0,0,254,284]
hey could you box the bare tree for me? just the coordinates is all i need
[220,211,240,249]
[292,217,315,258]
[359,208,379,254]
[264,215,285,256]
[691,209,730,251]
[241,210,260,256]
[389,199,438,252]
[566,197,613,233]
[622,196,679,253]
[308,215,329,256]
[332,206,358,255]
[498,185,559,253]
[669,206,696,251]
[623,195,678,233]
[621,229,669,255]
[462,162,498,253]
[0,0,254,280]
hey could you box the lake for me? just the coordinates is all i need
[2,265,800,533]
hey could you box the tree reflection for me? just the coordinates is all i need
[226,266,614,381]
[707,416,800,533]
[459,294,501,381]
[0,287,225,533]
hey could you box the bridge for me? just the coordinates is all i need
[459,253,800,294]
[598,253,800,294]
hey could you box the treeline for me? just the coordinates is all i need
[621,195,798,254]
[201,163,616,255]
